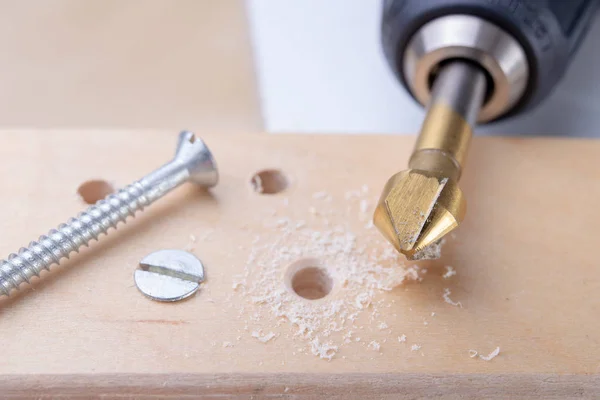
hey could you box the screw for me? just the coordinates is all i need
[135,249,205,302]
[0,131,218,297]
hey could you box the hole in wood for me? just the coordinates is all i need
[286,258,333,300]
[77,180,115,204]
[251,169,288,194]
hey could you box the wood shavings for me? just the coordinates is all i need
[377,322,388,330]
[232,281,244,290]
[404,265,425,282]
[251,175,263,193]
[222,342,234,348]
[310,338,338,360]
[368,341,381,351]
[443,288,463,308]
[251,330,277,343]
[479,347,500,361]
[354,293,371,309]
[411,344,421,351]
[398,335,406,343]
[233,186,420,360]
[443,266,456,279]
[468,350,478,358]
[411,239,445,260]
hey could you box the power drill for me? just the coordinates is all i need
[374,0,599,259]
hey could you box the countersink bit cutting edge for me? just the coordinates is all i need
[374,61,486,260]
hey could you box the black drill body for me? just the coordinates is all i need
[382,0,599,121]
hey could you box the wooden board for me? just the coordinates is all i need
[1,131,599,399]
[0,0,260,132]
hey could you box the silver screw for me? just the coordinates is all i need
[135,249,205,302]
[0,131,218,297]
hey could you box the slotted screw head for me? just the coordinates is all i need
[135,249,205,302]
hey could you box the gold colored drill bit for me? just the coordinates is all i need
[374,61,487,260]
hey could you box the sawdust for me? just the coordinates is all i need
[479,347,500,361]
[232,186,431,360]
[228,185,487,361]
[443,288,463,308]
[251,175,264,193]
[411,239,445,260]
[368,341,381,351]
[443,266,456,279]
[310,338,338,360]
[252,330,277,343]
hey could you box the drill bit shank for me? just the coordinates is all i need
[374,61,486,259]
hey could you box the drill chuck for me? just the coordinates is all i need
[382,0,599,122]
[403,14,528,123]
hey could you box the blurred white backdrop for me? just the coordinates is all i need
[247,0,600,137]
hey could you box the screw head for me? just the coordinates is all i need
[134,249,205,302]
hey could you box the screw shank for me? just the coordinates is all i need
[409,61,486,180]
[0,183,155,295]
[140,161,191,202]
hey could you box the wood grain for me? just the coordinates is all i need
[1,131,599,398]
[0,0,260,131]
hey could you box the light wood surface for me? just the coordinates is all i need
[0,0,260,131]
[1,131,599,398]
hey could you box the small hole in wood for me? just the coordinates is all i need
[251,169,288,194]
[77,180,115,204]
[286,259,333,300]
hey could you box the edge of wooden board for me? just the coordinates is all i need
[2,373,599,398]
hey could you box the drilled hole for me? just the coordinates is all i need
[251,169,288,194]
[286,259,333,300]
[77,180,115,204]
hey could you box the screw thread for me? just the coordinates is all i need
[0,182,151,296]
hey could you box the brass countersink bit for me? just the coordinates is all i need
[374,61,487,260]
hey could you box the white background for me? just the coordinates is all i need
[247,0,600,137]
